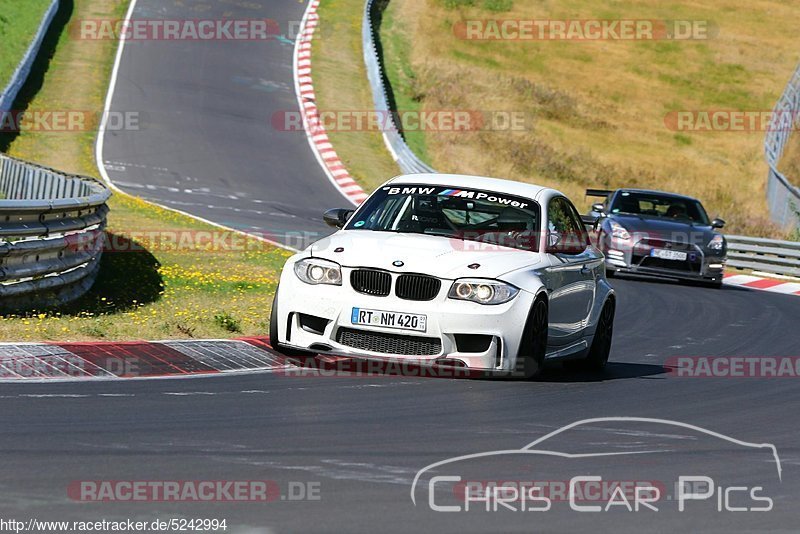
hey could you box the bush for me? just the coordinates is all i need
[214,312,242,333]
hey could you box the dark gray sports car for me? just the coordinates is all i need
[585,188,727,288]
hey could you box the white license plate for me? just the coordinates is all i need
[650,248,687,261]
[351,307,427,332]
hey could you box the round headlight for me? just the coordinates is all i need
[448,279,519,305]
[455,283,473,299]
[309,265,325,281]
[475,284,493,302]
[294,258,343,286]
[325,268,341,284]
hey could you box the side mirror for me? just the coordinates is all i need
[323,208,354,229]
[711,218,726,229]
[591,202,605,214]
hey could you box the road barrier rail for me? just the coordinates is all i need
[0,154,111,311]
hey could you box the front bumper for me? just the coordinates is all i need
[603,237,725,282]
[274,266,536,372]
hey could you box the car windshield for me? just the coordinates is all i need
[346,184,541,252]
[610,191,710,224]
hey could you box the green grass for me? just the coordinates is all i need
[0,0,292,341]
[0,0,52,90]
[379,1,430,162]
[313,0,400,192]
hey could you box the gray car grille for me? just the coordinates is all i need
[337,328,442,356]
[639,238,695,252]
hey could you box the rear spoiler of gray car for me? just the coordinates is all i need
[585,188,614,198]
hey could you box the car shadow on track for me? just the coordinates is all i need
[283,354,668,383]
[536,361,669,383]
[610,273,750,292]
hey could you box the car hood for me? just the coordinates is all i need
[309,231,545,280]
[610,214,719,244]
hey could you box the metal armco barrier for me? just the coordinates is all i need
[0,154,111,311]
[765,64,800,230]
[726,235,800,278]
[363,0,435,174]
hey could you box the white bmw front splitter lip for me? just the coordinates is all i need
[274,260,536,372]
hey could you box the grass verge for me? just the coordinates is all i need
[0,0,291,341]
[0,0,53,90]
[314,0,400,191]
[321,0,800,238]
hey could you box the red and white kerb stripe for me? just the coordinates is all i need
[295,0,368,205]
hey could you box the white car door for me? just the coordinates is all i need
[541,196,598,346]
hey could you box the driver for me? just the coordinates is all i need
[666,204,687,219]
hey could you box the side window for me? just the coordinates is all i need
[565,200,590,248]
[547,197,587,254]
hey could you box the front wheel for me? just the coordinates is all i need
[584,298,615,372]
[515,298,548,379]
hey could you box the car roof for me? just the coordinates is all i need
[614,188,701,202]
[388,173,560,202]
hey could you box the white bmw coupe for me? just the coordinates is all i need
[270,174,615,378]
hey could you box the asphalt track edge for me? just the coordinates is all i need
[93,0,298,253]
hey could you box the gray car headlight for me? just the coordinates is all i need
[609,221,631,241]
[707,235,725,251]
[448,279,519,305]
[294,258,342,286]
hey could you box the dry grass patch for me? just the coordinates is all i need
[381,0,800,237]
[314,0,401,191]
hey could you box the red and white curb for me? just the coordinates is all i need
[0,337,289,382]
[294,0,368,206]
[724,273,800,296]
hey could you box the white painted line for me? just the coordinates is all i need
[724,274,762,285]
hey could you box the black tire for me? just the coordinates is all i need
[269,289,312,359]
[584,298,615,372]
[515,297,548,379]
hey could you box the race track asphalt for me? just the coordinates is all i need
[99,0,345,248]
[4,278,800,532]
